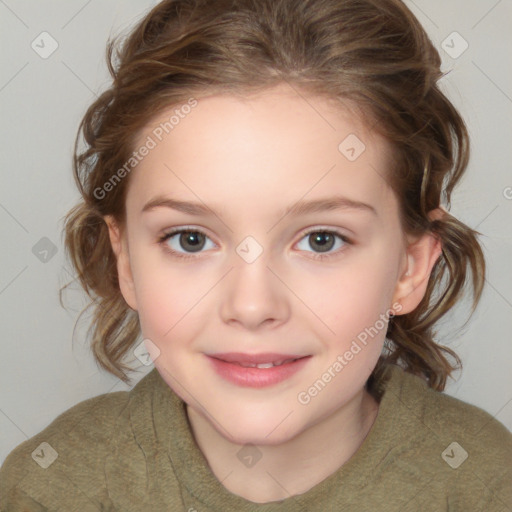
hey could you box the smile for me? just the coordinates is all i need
[206,352,312,388]
[232,358,298,368]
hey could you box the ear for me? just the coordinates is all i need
[391,208,444,315]
[104,215,138,311]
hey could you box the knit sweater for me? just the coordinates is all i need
[1,364,511,511]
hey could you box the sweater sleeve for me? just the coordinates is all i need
[0,436,49,512]
[0,392,129,512]
[1,485,49,511]
[421,385,512,511]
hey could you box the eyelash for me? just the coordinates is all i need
[157,227,353,261]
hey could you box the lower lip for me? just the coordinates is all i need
[207,356,311,388]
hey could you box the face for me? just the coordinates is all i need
[107,83,440,445]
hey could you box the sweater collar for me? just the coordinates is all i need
[113,363,408,510]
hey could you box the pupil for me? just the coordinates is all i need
[181,231,204,252]
[310,232,333,253]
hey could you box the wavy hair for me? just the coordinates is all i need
[61,0,485,391]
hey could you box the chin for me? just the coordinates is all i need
[219,415,303,447]
[226,430,296,447]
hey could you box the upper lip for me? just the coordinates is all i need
[208,352,309,364]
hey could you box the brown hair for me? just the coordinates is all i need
[61,0,485,391]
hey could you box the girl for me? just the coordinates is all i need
[1,0,511,510]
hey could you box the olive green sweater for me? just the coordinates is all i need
[1,364,511,511]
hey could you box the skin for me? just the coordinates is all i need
[105,82,443,503]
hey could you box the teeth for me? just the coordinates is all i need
[235,358,297,368]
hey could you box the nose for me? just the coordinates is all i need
[219,252,290,331]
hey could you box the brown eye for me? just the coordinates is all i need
[296,229,352,260]
[159,228,215,259]
[177,231,206,252]
[308,232,336,253]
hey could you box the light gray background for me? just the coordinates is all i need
[1,0,511,464]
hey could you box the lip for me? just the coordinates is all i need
[206,353,312,388]
[209,352,308,365]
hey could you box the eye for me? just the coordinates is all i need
[158,227,352,261]
[158,228,215,260]
[295,228,352,260]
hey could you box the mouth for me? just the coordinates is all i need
[206,352,312,388]
[209,352,309,367]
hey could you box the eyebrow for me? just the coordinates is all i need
[141,195,377,218]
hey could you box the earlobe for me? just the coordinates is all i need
[104,215,138,311]
[391,212,444,315]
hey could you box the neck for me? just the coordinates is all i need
[186,388,379,504]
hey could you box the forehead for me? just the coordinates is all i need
[126,84,396,219]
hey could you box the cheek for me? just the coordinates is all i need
[306,248,399,337]
[129,248,208,339]
[128,231,400,347]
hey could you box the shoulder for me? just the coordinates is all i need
[383,364,512,446]
[0,388,131,511]
[400,367,512,452]
[383,365,512,509]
